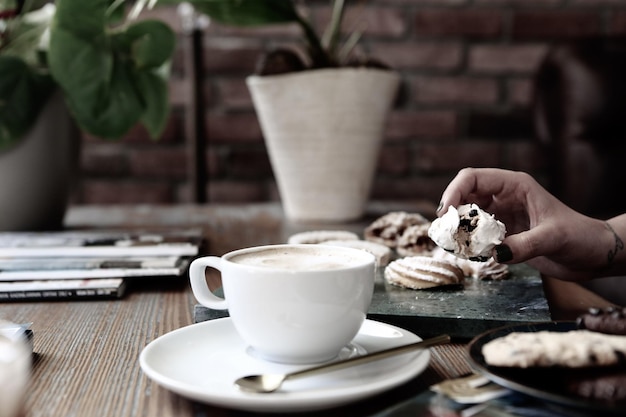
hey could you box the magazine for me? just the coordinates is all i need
[0,279,127,301]
[0,256,190,281]
[0,229,203,257]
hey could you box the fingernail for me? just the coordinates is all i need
[495,244,513,263]
[436,201,443,212]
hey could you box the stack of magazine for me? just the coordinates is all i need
[0,229,203,301]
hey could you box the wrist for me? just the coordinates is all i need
[602,217,626,275]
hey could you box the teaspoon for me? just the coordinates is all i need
[235,334,450,393]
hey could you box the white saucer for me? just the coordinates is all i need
[139,318,430,413]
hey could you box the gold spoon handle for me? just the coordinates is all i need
[285,334,450,382]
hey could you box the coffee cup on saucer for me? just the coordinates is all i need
[189,244,376,364]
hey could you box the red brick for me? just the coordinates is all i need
[474,0,560,5]
[381,0,466,5]
[83,113,183,144]
[206,113,263,143]
[469,44,548,74]
[218,79,254,110]
[415,10,503,38]
[207,147,221,177]
[129,148,188,179]
[370,41,462,70]
[208,181,269,202]
[413,76,499,105]
[315,6,408,38]
[209,21,301,39]
[371,177,452,204]
[228,148,273,178]
[512,11,602,39]
[386,111,458,140]
[80,146,129,176]
[80,181,173,204]
[507,78,534,106]
[202,39,263,74]
[377,145,411,175]
[414,142,502,173]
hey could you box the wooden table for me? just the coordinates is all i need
[0,202,511,417]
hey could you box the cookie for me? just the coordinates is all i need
[364,212,429,248]
[384,256,463,290]
[287,230,359,244]
[396,223,437,257]
[321,239,393,267]
[428,204,505,261]
[577,306,626,335]
[482,330,626,368]
[431,247,510,280]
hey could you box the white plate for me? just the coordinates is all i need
[139,318,430,413]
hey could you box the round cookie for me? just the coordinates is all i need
[364,211,429,248]
[396,223,436,257]
[482,330,626,368]
[430,247,510,280]
[287,230,359,244]
[384,256,463,290]
[577,306,626,335]
[321,239,393,267]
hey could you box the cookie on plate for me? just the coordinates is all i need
[364,211,429,248]
[482,330,626,368]
[396,223,437,257]
[431,247,509,280]
[384,256,463,290]
[287,230,359,244]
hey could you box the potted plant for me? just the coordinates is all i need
[189,0,400,222]
[0,0,176,230]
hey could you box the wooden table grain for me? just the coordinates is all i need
[0,202,482,417]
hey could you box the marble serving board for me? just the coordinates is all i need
[194,263,551,341]
[368,263,551,340]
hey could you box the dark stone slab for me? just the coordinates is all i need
[369,263,552,340]
[194,264,551,341]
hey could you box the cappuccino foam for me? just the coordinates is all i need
[229,246,369,271]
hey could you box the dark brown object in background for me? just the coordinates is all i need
[183,21,208,203]
[533,37,626,218]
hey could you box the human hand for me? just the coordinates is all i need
[436,168,617,281]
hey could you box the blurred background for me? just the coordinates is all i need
[75,0,626,218]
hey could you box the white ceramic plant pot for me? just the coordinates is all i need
[247,68,400,222]
[0,91,79,231]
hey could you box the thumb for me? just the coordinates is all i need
[493,227,553,264]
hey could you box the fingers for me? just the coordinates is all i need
[437,168,510,216]
[493,224,555,264]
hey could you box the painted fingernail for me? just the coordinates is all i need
[436,201,443,212]
[495,244,513,263]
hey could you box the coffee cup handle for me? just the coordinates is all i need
[189,256,229,310]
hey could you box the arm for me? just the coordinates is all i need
[437,168,626,281]
[542,275,617,320]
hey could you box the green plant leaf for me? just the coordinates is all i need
[48,0,175,139]
[180,0,332,67]
[0,56,54,150]
[182,0,299,26]
[122,20,176,69]
[136,71,169,139]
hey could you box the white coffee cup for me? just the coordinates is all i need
[189,244,376,364]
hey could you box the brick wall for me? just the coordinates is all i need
[74,0,626,206]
